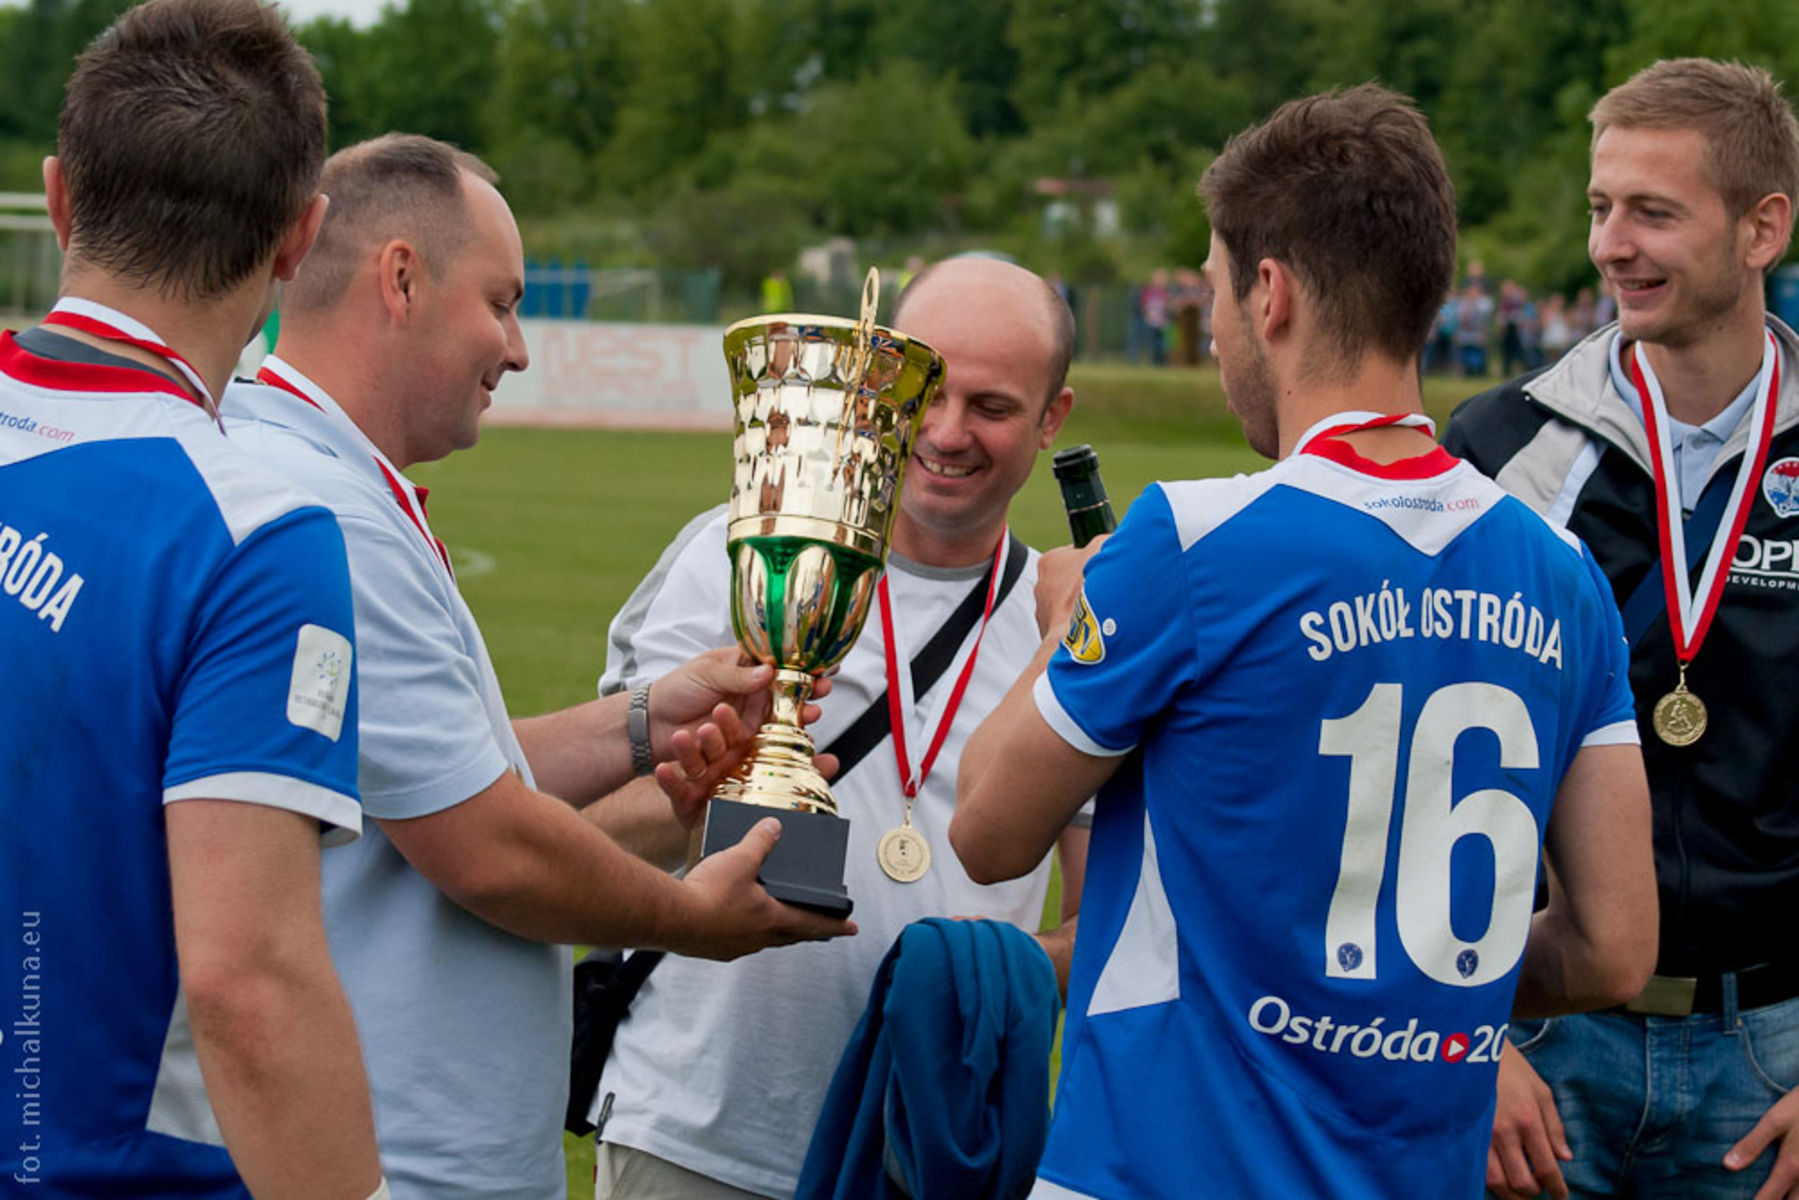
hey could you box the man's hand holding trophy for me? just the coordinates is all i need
[697,269,944,917]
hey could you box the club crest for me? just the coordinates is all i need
[1764,457,1799,518]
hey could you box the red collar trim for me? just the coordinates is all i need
[255,364,325,410]
[0,330,197,403]
[1303,436,1460,480]
[372,458,453,578]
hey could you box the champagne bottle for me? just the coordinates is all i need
[1052,444,1117,548]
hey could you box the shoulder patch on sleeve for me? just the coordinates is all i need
[1063,587,1110,663]
[287,623,352,741]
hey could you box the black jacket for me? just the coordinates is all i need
[1445,320,1799,976]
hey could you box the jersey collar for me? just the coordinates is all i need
[1293,410,1457,480]
[0,329,200,405]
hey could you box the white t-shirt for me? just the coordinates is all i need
[593,505,1061,1198]
[223,360,569,1200]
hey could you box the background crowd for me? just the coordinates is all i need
[1125,262,1623,379]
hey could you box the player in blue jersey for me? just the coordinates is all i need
[0,2,384,1197]
[952,85,1659,1199]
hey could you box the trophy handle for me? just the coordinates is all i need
[850,267,880,384]
[856,267,879,346]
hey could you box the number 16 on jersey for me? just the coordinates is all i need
[1319,681,1543,989]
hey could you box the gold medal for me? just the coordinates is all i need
[877,824,930,882]
[1652,676,1707,746]
[874,539,1004,887]
[1626,337,1776,753]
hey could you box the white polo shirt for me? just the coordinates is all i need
[223,360,568,1200]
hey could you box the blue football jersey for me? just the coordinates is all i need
[0,331,360,1196]
[1031,443,1635,1199]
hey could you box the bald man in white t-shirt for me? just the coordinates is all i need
[585,256,1090,1200]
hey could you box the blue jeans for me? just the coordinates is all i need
[1505,990,1799,1198]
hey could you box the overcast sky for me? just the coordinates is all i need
[277,0,389,27]
[0,0,391,27]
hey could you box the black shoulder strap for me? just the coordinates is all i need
[565,947,666,1135]
[820,533,1029,779]
[569,534,1029,1134]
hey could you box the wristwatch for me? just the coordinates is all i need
[627,682,654,777]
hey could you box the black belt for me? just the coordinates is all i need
[1623,960,1799,1017]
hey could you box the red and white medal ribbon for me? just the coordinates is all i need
[44,297,220,426]
[1628,331,1778,670]
[879,532,1007,799]
[258,355,455,580]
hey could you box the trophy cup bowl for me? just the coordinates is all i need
[698,270,943,916]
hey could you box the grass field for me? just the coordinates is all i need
[404,363,1482,1195]
[414,364,1476,715]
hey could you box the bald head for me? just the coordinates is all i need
[284,133,498,315]
[884,255,1076,565]
[894,257,1075,407]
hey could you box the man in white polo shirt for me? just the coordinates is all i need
[221,133,852,1200]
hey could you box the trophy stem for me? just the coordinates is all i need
[768,667,813,729]
[712,669,837,817]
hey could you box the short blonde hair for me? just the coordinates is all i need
[1591,58,1799,221]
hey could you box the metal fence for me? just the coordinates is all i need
[1,225,1188,365]
[0,193,59,320]
[520,263,723,325]
[513,265,1174,362]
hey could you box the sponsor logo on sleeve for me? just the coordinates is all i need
[1063,589,1112,664]
[287,623,352,741]
[1764,457,1799,519]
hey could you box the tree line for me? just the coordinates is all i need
[3,0,1797,298]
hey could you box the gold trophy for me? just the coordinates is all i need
[698,270,944,916]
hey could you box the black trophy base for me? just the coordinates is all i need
[700,798,853,918]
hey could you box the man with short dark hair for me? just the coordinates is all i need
[953,85,1657,1199]
[220,133,851,1200]
[1448,57,1799,1200]
[0,1,383,1196]
[585,255,1086,1200]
